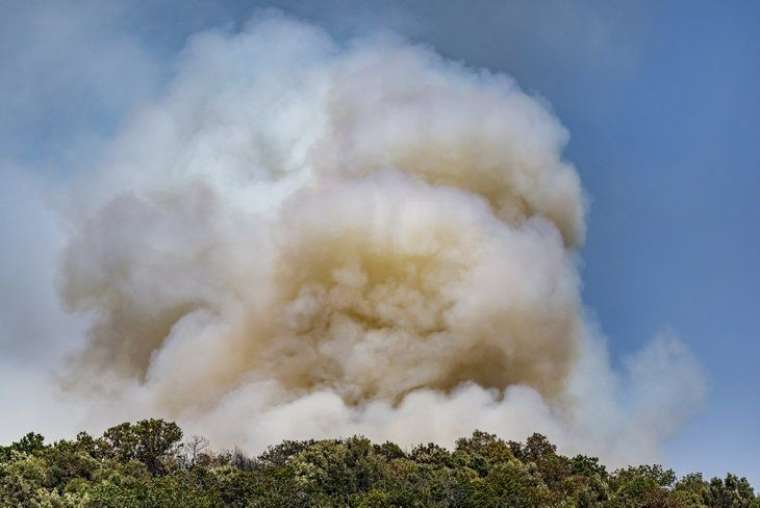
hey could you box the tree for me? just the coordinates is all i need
[0,432,45,461]
[704,474,758,508]
[101,419,183,475]
[182,435,211,468]
[1,421,758,507]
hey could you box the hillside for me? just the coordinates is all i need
[0,419,756,507]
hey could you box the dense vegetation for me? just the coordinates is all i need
[0,419,756,507]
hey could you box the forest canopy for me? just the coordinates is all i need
[0,419,756,507]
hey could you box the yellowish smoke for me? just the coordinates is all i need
[60,15,703,466]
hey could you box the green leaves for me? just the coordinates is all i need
[0,421,757,507]
[101,419,183,475]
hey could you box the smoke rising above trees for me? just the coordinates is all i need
[52,14,705,467]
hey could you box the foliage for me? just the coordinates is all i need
[0,420,756,507]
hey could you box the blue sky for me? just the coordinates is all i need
[1,0,758,483]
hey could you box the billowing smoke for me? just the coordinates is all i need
[60,14,704,466]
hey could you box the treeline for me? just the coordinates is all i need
[0,419,756,507]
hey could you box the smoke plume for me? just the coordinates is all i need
[60,14,704,466]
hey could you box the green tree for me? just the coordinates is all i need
[101,419,183,475]
[2,420,759,507]
[704,473,758,508]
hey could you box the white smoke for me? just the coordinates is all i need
[59,14,704,467]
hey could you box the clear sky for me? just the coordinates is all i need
[1,0,758,484]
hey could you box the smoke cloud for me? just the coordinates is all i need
[59,14,704,466]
